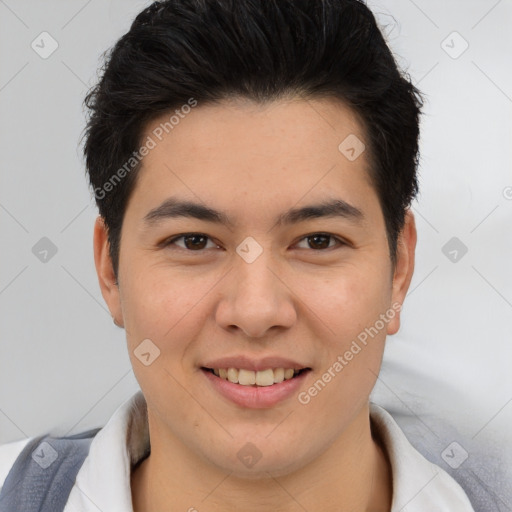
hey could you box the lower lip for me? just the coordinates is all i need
[201,368,310,409]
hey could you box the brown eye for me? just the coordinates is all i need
[308,234,330,249]
[295,233,343,250]
[165,233,217,251]
[182,234,208,250]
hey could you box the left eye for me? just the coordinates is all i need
[164,233,344,251]
[295,233,344,250]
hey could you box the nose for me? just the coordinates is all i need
[215,245,297,339]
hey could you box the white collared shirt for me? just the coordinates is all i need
[0,391,475,511]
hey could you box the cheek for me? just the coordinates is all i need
[121,263,208,341]
[291,262,392,342]
[120,278,187,390]
[121,270,206,408]
[292,266,391,408]
[331,273,392,380]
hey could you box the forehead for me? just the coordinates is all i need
[144,96,366,156]
[126,97,380,226]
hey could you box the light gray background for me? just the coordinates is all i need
[1,0,511,509]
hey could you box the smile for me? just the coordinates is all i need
[203,367,310,386]
[201,366,312,408]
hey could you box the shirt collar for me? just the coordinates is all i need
[66,390,149,512]
[369,402,473,511]
[66,392,473,512]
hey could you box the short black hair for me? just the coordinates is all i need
[82,0,424,281]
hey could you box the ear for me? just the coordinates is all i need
[93,216,124,328]
[387,209,417,335]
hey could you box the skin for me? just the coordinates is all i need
[94,96,417,512]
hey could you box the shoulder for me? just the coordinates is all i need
[0,428,102,512]
[370,403,476,511]
[0,437,33,492]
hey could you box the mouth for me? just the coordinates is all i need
[201,367,311,387]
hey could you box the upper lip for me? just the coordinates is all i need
[201,356,311,372]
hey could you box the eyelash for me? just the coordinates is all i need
[161,232,347,252]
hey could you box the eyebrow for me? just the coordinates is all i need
[143,196,365,228]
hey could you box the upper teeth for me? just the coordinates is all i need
[212,368,299,386]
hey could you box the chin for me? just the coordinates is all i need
[200,437,314,480]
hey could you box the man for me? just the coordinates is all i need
[0,1,475,510]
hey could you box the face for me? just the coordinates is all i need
[94,96,416,477]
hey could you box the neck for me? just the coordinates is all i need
[131,403,392,512]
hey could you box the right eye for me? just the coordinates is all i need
[162,233,220,252]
